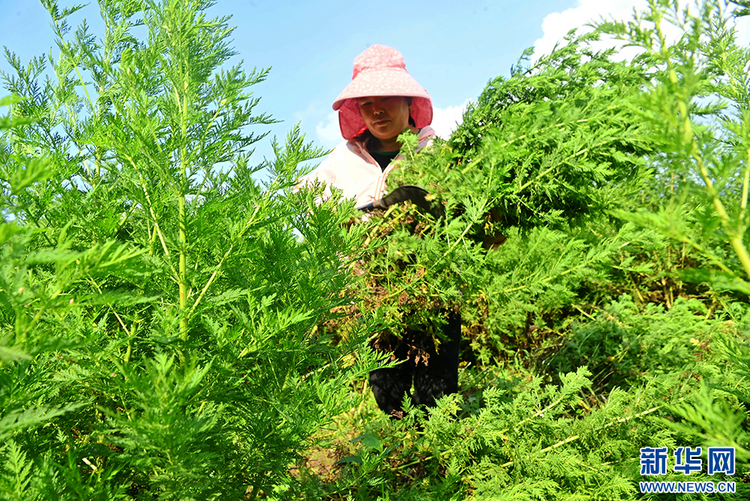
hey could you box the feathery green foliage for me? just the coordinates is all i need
[307,0,750,499]
[1,0,382,498]
[2,0,750,499]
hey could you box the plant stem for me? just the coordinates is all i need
[499,403,665,469]
[691,144,750,281]
[740,147,750,220]
[187,203,263,320]
[87,276,130,336]
[179,81,189,340]
[134,168,178,278]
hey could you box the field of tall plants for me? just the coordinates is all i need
[1,0,749,499]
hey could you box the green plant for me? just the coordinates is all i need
[1,1,382,498]
[3,0,750,499]
[601,0,750,294]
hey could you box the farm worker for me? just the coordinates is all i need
[302,44,461,419]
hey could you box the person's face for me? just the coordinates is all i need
[357,96,411,147]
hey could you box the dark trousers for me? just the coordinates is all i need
[368,312,461,418]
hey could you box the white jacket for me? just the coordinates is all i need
[302,127,436,208]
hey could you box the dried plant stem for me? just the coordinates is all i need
[499,403,666,469]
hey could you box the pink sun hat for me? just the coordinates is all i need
[332,45,433,140]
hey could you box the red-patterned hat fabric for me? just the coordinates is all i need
[333,45,433,140]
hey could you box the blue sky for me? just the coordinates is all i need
[2,0,749,162]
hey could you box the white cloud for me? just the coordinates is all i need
[315,111,342,149]
[533,0,647,61]
[533,0,749,63]
[431,100,470,140]
[735,14,750,46]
